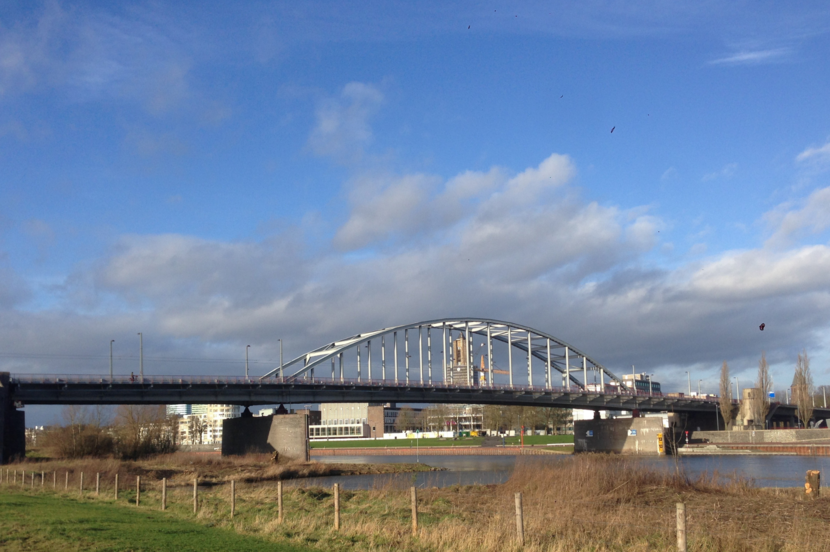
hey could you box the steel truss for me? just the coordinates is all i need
[259,318,621,391]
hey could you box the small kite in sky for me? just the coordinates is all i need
[759,323,765,331]
[611,126,615,133]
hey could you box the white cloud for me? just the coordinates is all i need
[709,48,791,66]
[702,162,737,181]
[660,167,677,181]
[308,82,384,163]
[796,141,830,165]
[765,186,830,247]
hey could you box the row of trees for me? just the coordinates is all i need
[393,404,571,434]
[719,350,816,429]
[41,405,178,459]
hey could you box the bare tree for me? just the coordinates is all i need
[188,416,206,445]
[115,405,176,459]
[754,352,773,427]
[395,406,416,432]
[719,361,734,428]
[792,351,814,428]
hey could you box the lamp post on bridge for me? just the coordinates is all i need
[246,345,250,379]
[109,340,115,383]
[698,379,702,397]
[279,339,283,382]
[686,371,691,396]
[138,333,143,384]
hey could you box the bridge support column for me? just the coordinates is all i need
[0,372,26,465]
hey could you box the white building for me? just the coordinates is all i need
[176,404,241,445]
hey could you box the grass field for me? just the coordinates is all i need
[309,434,573,448]
[310,437,483,448]
[0,492,303,551]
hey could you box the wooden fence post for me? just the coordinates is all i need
[114,473,119,500]
[41,472,44,488]
[334,483,340,530]
[136,476,140,506]
[676,502,687,552]
[162,478,167,511]
[806,470,821,499]
[277,481,283,523]
[515,492,524,546]
[411,487,418,536]
[193,479,198,514]
[80,472,84,497]
[231,480,235,519]
[31,472,35,489]
[96,473,100,496]
[53,471,56,489]
[65,471,69,490]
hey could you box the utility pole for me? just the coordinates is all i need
[110,339,115,383]
[138,333,143,384]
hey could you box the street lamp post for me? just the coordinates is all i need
[245,345,250,379]
[647,374,653,396]
[138,333,143,384]
[698,379,702,397]
[734,377,739,401]
[686,371,691,396]
[109,340,115,383]
[279,339,283,382]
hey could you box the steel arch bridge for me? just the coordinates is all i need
[7,318,724,414]
[261,318,622,391]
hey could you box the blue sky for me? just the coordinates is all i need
[3,1,830,424]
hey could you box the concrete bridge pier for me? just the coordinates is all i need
[1,372,26,464]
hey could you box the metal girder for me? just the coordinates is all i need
[259,318,620,390]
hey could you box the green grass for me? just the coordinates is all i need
[503,434,574,445]
[0,491,306,552]
[310,437,484,448]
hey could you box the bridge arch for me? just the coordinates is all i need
[260,318,621,391]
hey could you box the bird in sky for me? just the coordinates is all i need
[611,126,615,133]
[759,323,766,331]
[468,25,470,29]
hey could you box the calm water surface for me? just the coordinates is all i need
[286,454,830,490]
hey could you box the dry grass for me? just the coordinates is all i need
[4,454,829,551]
[8,452,434,488]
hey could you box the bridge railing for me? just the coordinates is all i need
[10,374,722,404]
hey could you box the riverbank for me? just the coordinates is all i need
[309,435,573,448]
[2,454,825,551]
[10,452,439,487]
[682,443,830,456]
[311,446,572,456]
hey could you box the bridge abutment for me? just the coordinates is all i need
[1,372,26,464]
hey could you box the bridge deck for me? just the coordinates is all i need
[10,374,723,412]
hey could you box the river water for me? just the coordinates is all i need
[282,454,830,490]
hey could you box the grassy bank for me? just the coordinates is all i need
[0,492,302,551]
[8,452,437,487]
[310,437,483,448]
[4,454,826,550]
